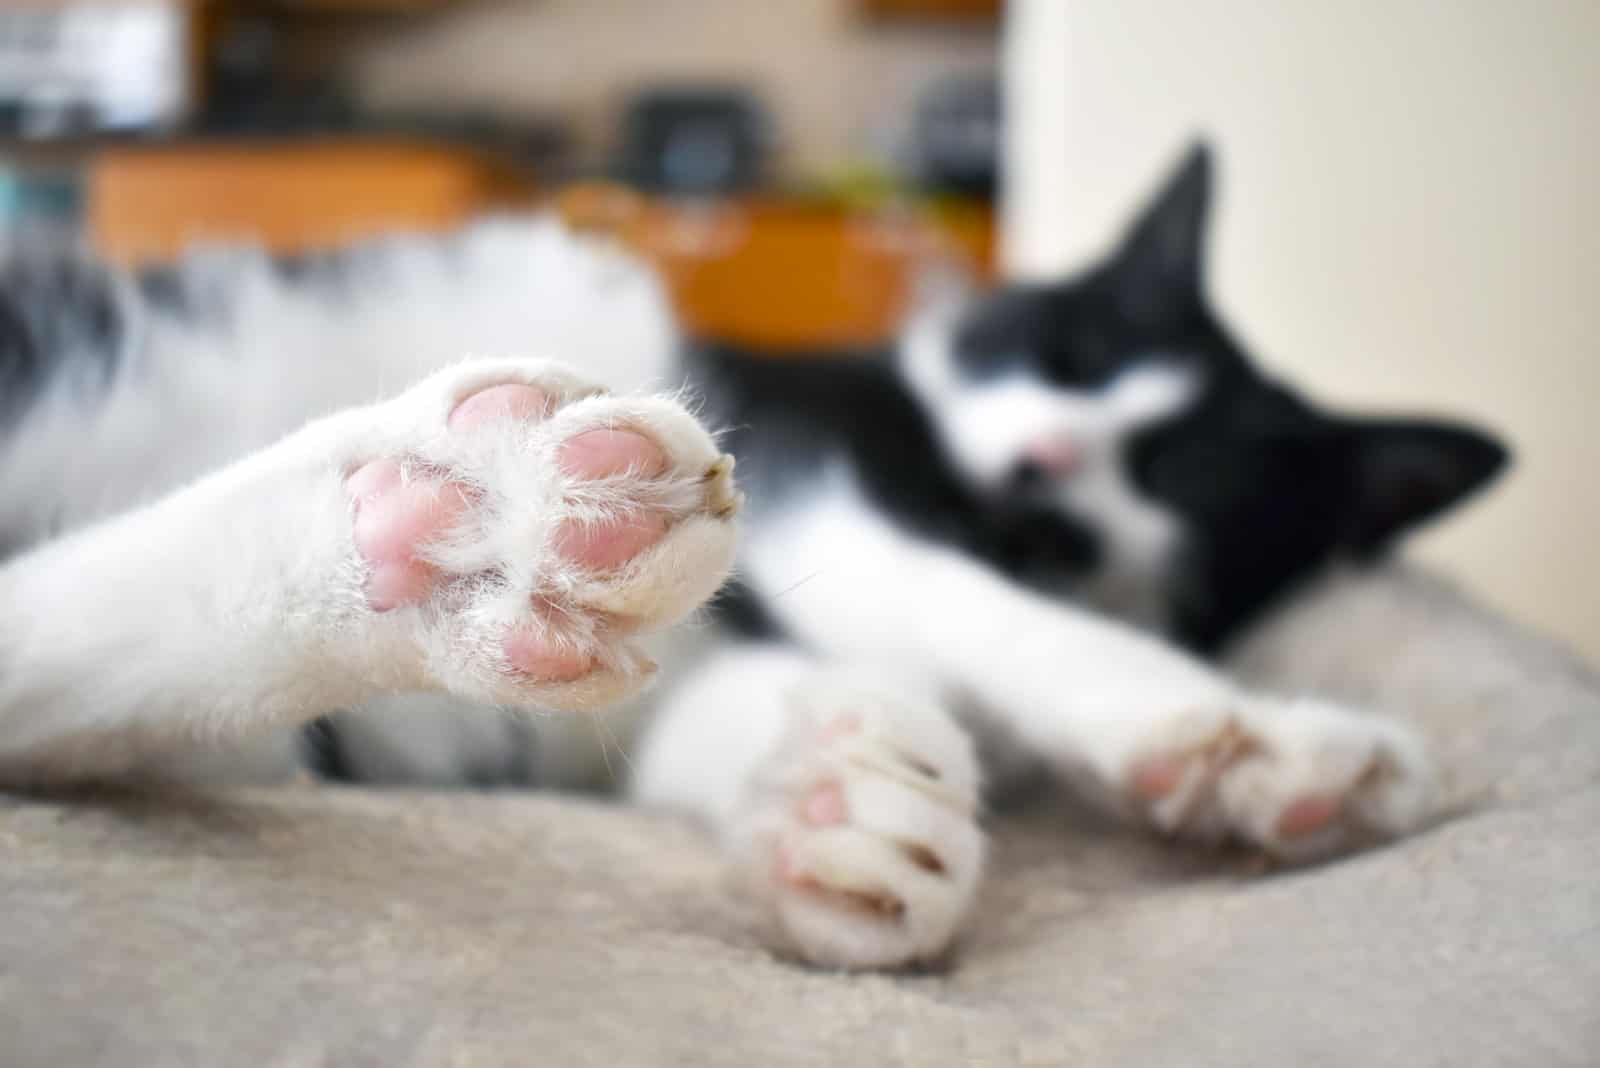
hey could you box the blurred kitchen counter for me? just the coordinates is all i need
[560,184,995,350]
[10,137,993,349]
[78,138,539,263]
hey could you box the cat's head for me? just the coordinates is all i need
[903,143,1507,649]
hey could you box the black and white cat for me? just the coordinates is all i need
[632,145,1504,966]
[0,144,1504,969]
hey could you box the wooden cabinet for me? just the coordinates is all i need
[581,194,995,349]
[859,0,1002,21]
[89,140,536,265]
[248,1,469,11]
[560,185,994,349]
[85,141,995,350]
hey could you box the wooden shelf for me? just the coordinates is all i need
[85,142,993,350]
[562,185,995,350]
[256,0,469,13]
[859,0,1001,22]
[89,139,536,265]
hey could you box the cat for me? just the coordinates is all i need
[0,143,1504,970]
[628,144,1505,967]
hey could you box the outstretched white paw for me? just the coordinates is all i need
[1120,698,1433,861]
[733,674,984,970]
[323,358,740,711]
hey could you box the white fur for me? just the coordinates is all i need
[0,220,679,548]
[328,695,532,786]
[0,356,738,782]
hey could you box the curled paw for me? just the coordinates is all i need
[736,676,984,970]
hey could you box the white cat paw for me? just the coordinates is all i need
[1121,698,1433,861]
[329,358,739,711]
[734,676,985,970]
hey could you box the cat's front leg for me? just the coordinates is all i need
[923,598,1435,861]
[0,358,740,782]
[995,649,1434,860]
[743,495,1433,861]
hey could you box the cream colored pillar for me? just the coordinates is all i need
[999,0,1075,280]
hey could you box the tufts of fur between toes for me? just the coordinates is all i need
[353,361,742,713]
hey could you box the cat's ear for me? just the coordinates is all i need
[1107,140,1213,317]
[1341,418,1509,553]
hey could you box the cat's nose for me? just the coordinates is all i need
[1021,433,1080,478]
[1007,433,1080,490]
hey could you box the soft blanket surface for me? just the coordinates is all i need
[3,565,1597,1067]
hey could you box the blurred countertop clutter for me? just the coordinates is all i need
[0,0,1002,347]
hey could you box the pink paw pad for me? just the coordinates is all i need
[801,783,849,827]
[447,383,550,430]
[1130,756,1187,801]
[346,383,681,682]
[1275,795,1343,838]
[347,459,471,612]
[552,429,672,571]
[500,625,596,682]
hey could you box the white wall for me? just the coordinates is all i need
[1007,0,1600,661]
[351,0,996,175]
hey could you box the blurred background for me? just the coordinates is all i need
[1,0,1595,661]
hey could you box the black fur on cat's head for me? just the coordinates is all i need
[946,143,1508,650]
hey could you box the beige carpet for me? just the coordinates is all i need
[3,565,1597,1067]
